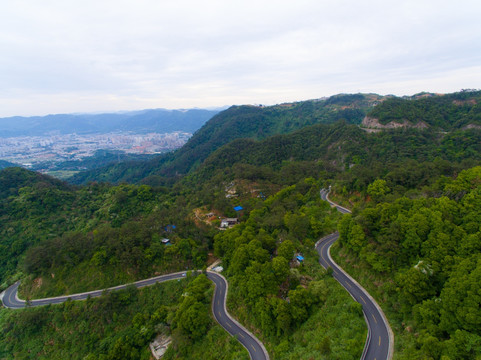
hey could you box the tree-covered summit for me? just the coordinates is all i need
[366,89,481,130]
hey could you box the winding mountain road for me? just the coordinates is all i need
[318,188,394,360]
[2,271,190,309]
[208,272,269,360]
[1,188,393,360]
[1,271,268,360]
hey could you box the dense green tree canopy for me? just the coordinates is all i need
[338,166,481,359]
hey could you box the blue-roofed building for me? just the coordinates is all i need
[233,206,243,212]
[164,224,176,232]
[296,255,304,262]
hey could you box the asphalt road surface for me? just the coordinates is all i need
[1,270,269,360]
[320,187,351,214]
[208,271,269,360]
[2,271,189,309]
[318,188,393,360]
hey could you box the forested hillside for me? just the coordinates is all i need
[0,168,366,359]
[1,274,248,360]
[0,167,210,295]
[335,166,481,359]
[213,180,366,359]
[1,89,481,359]
[185,120,481,215]
[198,122,481,176]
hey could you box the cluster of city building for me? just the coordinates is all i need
[0,131,192,168]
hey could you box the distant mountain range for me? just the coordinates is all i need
[0,108,222,137]
[0,160,16,170]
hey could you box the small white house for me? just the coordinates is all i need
[220,218,238,228]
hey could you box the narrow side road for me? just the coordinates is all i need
[1,270,269,360]
[318,188,394,360]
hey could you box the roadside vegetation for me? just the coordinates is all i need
[0,273,248,360]
[214,179,366,359]
[332,166,481,359]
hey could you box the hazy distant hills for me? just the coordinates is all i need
[0,160,16,170]
[0,108,221,137]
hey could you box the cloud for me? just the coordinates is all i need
[0,0,480,116]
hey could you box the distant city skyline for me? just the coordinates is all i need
[1,0,480,117]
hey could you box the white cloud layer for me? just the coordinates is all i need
[0,0,480,116]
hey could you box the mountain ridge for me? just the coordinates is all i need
[70,90,481,185]
[0,108,220,137]
[70,93,385,184]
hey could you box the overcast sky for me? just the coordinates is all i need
[0,0,480,117]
